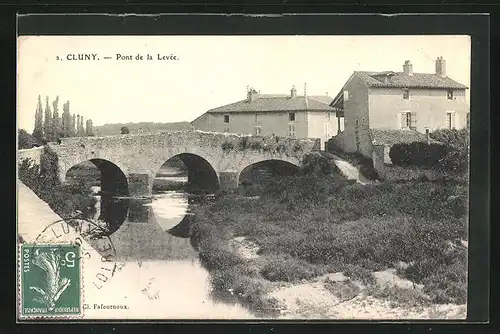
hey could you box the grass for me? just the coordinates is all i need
[190,167,468,314]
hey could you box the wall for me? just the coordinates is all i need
[306,111,343,150]
[192,111,309,139]
[369,87,469,132]
[342,74,372,157]
[18,146,44,167]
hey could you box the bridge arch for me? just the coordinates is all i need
[151,153,219,194]
[238,159,300,187]
[65,158,129,196]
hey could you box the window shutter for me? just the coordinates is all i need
[398,113,403,129]
[454,113,460,129]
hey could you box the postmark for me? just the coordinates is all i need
[18,216,126,319]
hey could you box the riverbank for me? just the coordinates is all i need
[189,174,468,319]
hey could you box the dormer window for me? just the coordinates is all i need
[447,90,454,100]
[403,89,410,100]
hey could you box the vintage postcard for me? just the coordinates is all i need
[17,34,470,320]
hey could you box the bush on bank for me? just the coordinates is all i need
[18,157,97,219]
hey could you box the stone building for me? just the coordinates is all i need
[329,57,469,159]
[191,86,344,150]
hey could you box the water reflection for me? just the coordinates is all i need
[86,173,256,318]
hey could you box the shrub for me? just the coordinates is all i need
[18,156,97,219]
[430,128,469,150]
[250,140,263,151]
[389,142,448,167]
[237,136,250,151]
[18,129,41,149]
[301,152,341,176]
[221,141,234,152]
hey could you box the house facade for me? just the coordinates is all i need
[192,86,344,150]
[330,57,469,159]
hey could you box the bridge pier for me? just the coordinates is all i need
[218,171,239,191]
[127,173,153,198]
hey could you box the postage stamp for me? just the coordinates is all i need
[20,244,82,318]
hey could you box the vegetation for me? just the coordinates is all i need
[18,156,97,219]
[189,155,468,313]
[389,142,448,168]
[18,129,41,149]
[430,128,469,175]
[32,95,94,143]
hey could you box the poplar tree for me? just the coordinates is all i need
[71,113,76,137]
[52,96,62,140]
[61,101,71,137]
[86,119,94,136]
[43,96,53,141]
[32,95,44,142]
[80,116,85,136]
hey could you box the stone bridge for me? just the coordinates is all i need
[21,131,319,197]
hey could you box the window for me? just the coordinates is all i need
[401,111,417,130]
[446,112,455,129]
[403,89,410,100]
[289,112,296,122]
[343,90,349,101]
[447,90,454,100]
[255,114,259,123]
[288,123,296,137]
[224,115,230,123]
[224,127,230,133]
[254,125,261,135]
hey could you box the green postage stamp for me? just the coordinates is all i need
[20,244,82,318]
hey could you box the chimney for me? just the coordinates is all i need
[247,86,259,102]
[435,56,446,78]
[304,82,307,97]
[403,60,413,76]
[290,85,297,98]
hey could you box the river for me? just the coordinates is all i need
[88,171,257,319]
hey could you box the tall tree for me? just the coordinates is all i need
[80,116,85,136]
[43,96,53,141]
[52,96,62,140]
[76,115,81,136]
[61,101,71,137]
[85,119,94,136]
[71,113,76,137]
[32,95,44,142]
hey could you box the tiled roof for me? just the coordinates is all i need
[207,95,335,113]
[370,129,441,146]
[355,71,468,89]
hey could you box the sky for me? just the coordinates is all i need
[17,35,470,133]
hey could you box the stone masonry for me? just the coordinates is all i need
[40,131,319,197]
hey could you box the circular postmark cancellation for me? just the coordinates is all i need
[18,216,125,319]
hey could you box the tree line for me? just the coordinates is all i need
[32,95,94,143]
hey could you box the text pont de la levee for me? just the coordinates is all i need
[62,53,178,61]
